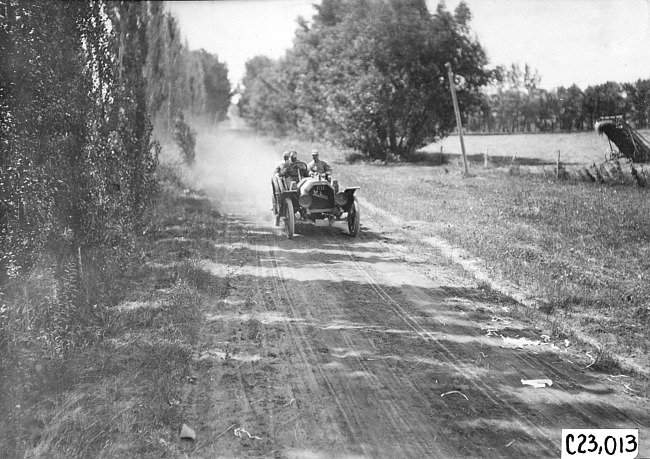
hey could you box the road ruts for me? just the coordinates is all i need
[183,122,650,457]
[259,229,446,457]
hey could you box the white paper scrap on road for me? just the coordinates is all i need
[180,423,196,440]
[521,379,553,388]
[501,335,541,348]
[234,427,262,440]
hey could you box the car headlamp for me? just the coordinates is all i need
[298,194,312,208]
[335,192,348,206]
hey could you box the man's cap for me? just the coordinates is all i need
[290,150,298,157]
[311,149,319,156]
[282,151,290,159]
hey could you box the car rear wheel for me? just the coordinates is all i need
[284,197,295,239]
[347,197,360,237]
[273,194,281,226]
[272,180,281,226]
[272,196,281,227]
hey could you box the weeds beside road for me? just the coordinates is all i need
[336,159,650,386]
[0,165,225,458]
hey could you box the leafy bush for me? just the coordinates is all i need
[344,150,368,164]
[173,112,197,165]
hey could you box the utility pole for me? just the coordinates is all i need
[445,62,469,176]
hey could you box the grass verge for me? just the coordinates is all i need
[0,164,227,458]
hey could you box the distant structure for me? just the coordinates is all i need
[595,115,650,163]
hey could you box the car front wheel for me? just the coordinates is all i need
[347,197,360,237]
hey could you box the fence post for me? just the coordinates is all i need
[508,151,518,172]
[556,150,561,179]
[484,148,489,168]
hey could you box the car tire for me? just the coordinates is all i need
[273,196,281,226]
[284,197,295,239]
[272,180,281,226]
[347,197,360,237]
[272,196,280,226]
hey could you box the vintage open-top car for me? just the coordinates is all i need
[272,161,360,239]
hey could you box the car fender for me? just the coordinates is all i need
[341,187,359,212]
[279,190,299,214]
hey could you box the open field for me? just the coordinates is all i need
[421,130,650,166]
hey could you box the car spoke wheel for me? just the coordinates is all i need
[272,180,281,226]
[284,197,295,239]
[273,195,281,226]
[347,197,360,237]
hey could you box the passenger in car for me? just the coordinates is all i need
[274,151,291,175]
[284,150,303,189]
[273,151,291,192]
[307,149,332,176]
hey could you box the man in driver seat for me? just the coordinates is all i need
[307,149,332,176]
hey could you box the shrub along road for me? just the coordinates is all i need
[175,129,650,457]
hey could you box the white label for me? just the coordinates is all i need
[561,429,639,458]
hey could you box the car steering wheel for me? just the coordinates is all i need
[287,161,308,176]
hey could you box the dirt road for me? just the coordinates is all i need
[182,128,649,458]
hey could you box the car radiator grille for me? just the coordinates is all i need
[309,185,335,210]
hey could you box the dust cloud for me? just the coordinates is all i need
[187,121,296,224]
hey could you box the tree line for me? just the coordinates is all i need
[146,2,231,133]
[0,1,230,329]
[238,0,649,160]
[467,64,650,133]
[239,0,490,160]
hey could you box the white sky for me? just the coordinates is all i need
[166,0,650,91]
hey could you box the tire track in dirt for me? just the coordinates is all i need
[195,217,644,457]
[265,230,435,457]
[186,209,649,458]
[309,235,455,456]
[261,231,442,457]
[259,226,501,456]
[259,231,363,457]
[311,235,539,456]
[187,216,314,457]
[325,231,557,456]
[324,223,649,457]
